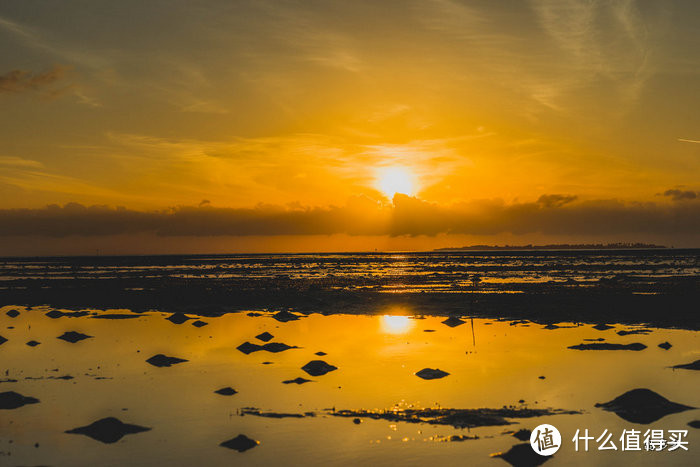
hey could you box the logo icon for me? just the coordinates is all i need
[530,424,561,456]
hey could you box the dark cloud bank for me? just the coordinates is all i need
[1,193,698,238]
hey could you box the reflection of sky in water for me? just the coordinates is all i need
[0,305,698,466]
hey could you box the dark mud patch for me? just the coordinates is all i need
[415,368,450,380]
[262,342,299,353]
[146,354,188,367]
[0,335,6,345]
[237,341,299,354]
[595,388,695,424]
[441,316,465,328]
[433,434,479,442]
[568,342,646,351]
[237,341,261,354]
[509,320,530,326]
[272,310,300,322]
[301,360,337,376]
[46,310,90,319]
[255,332,273,342]
[0,391,40,409]
[65,417,151,443]
[25,375,73,381]
[57,331,93,343]
[491,443,550,466]
[282,377,312,385]
[511,429,532,441]
[658,341,672,350]
[220,434,259,452]
[671,360,700,370]
[191,320,208,327]
[542,323,578,330]
[6,309,19,318]
[166,313,192,324]
[328,406,580,429]
[617,329,652,336]
[240,407,313,419]
[214,387,237,396]
[91,314,141,320]
[26,340,41,347]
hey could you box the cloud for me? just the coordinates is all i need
[0,156,44,168]
[0,193,697,238]
[528,0,664,111]
[0,65,67,94]
[663,189,698,201]
[536,194,578,208]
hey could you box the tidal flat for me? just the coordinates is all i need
[0,251,698,465]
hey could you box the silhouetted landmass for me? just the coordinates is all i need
[436,243,666,251]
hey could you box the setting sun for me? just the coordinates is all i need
[376,167,415,198]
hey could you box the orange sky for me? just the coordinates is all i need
[0,1,699,254]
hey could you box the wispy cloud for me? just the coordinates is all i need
[0,14,108,68]
[528,0,661,112]
[0,15,105,105]
[0,168,133,200]
[0,65,67,94]
[0,156,44,168]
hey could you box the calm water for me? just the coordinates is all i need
[1,305,698,466]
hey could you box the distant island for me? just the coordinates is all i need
[435,242,667,251]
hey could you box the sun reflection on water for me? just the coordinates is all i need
[380,315,414,334]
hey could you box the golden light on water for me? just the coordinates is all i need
[376,167,415,197]
[380,314,414,334]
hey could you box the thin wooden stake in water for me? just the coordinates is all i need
[471,317,476,347]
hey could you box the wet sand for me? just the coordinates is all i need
[0,305,698,466]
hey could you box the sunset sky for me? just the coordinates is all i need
[1,1,699,254]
